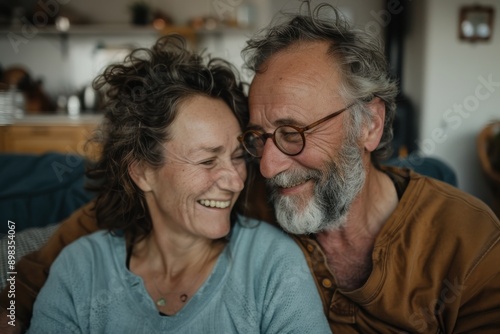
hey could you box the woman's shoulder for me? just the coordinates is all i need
[228,217,316,303]
[63,229,112,248]
[231,216,302,258]
[235,215,291,239]
[57,230,122,263]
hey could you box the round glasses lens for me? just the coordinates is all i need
[243,132,265,157]
[275,126,304,155]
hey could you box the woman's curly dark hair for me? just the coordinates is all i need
[87,35,248,242]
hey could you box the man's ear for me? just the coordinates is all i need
[363,97,386,153]
[129,161,153,192]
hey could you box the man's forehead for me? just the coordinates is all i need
[249,47,341,97]
[247,95,319,130]
[247,41,345,128]
[249,76,313,105]
[251,61,331,88]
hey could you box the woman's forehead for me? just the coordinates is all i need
[166,98,242,154]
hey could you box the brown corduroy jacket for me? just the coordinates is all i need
[294,168,500,333]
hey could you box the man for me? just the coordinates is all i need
[2,3,500,333]
[237,4,500,333]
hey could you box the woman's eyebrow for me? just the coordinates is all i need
[188,145,224,156]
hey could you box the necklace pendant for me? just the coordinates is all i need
[156,297,166,307]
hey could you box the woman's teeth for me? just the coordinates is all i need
[198,200,231,208]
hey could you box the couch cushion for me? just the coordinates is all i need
[383,155,458,187]
[0,152,96,234]
[0,223,60,290]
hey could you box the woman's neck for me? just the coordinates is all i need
[131,227,225,277]
[128,229,226,315]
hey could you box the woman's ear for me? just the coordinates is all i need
[129,161,153,192]
[363,97,386,153]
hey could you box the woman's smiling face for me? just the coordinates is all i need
[138,95,247,241]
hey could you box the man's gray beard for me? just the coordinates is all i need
[267,139,366,234]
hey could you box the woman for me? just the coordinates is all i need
[27,36,330,333]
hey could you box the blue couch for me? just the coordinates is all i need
[0,153,96,235]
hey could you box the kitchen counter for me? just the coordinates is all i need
[0,114,102,156]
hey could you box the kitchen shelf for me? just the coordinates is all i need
[2,23,166,36]
[1,23,250,36]
[1,23,252,49]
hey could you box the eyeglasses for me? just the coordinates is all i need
[238,104,354,158]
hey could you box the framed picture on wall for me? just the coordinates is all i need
[459,5,495,42]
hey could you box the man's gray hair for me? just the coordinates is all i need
[242,2,399,162]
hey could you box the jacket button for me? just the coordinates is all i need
[322,278,332,288]
[307,244,314,252]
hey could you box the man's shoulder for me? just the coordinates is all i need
[385,171,500,283]
[406,170,499,229]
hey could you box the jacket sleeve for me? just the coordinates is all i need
[453,239,500,333]
[0,201,98,328]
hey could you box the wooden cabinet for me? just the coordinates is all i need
[0,115,102,159]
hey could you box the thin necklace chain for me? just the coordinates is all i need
[153,272,202,306]
[152,248,214,308]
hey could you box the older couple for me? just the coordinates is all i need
[2,2,500,333]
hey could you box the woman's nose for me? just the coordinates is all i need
[218,163,246,192]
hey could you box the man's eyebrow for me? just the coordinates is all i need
[275,117,302,127]
[247,117,303,130]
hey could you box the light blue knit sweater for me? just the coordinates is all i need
[28,216,331,333]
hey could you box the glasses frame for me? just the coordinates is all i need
[238,103,354,158]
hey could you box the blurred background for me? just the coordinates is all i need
[0,0,499,213]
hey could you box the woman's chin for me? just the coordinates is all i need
[201,219,231,240]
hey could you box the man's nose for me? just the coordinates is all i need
[259,138,291,179]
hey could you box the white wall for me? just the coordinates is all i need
[0,33,158,97]
[404,0,500,206]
